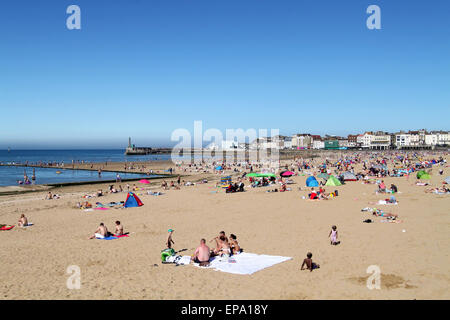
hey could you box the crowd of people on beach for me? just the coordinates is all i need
[3,150,449,278]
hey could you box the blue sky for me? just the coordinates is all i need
[1,0,449,149]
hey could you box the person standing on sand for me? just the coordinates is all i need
[329,225,338,245]
[166,229,175,249]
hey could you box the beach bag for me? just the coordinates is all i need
[161,248,175,262]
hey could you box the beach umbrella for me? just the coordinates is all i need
[259,173,276,178]
[139,179,150,184]
[280,171,294,177]
[246,173,259,178]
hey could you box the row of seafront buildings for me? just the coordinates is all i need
[209,130,450,151]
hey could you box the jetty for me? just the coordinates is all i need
[125,137,172,155]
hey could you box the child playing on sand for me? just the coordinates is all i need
[301,252,320,272]
[328,225,338,245]
[166,229,175,249]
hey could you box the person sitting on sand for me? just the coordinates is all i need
[210,231,228,250]
[191,239,211,266]
[378,180,386,193]
[390,184,398,193]
[229,234,241,254]
[301,252,320,272]
[45,192,53,200]
[166,229,175,249]
[114,221,123,236]
[17,214,28,227]
[96,190,103,197]
[308,188,318,200]
[213,235,231,257]
[89,222,109,239]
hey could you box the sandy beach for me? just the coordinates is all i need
[0,153,449,300]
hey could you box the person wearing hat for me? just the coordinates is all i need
[166,229,175,249]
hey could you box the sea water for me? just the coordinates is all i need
[0,149,171,186]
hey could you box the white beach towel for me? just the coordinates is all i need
[187,252,292,275]
[377,200,398,205]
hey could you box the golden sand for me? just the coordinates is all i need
[0,156,449,299]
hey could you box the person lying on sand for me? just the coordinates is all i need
[114,221,123,236]
[89,222,109,239]
[371,208,398,219]
[191,239,211,266]
[17,214,28,227]
[301,252,320,272]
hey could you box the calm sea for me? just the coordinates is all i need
[0,149,172,187]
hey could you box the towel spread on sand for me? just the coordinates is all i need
[377,200,398,205]
[187,252,292,275]
[96,234,129,240]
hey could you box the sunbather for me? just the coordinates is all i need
[89,222,109,239]
[114,221,123,236]
[17,214,28,227]
[191,239,211,266]
[301,252,320,272]
[229,234,241,254]
[212,235,231,257]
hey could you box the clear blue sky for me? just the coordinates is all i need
[1,0,449,149]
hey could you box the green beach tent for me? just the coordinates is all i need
[325,175,342,186]
[416,170,428,179]
[419,173,431,180]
